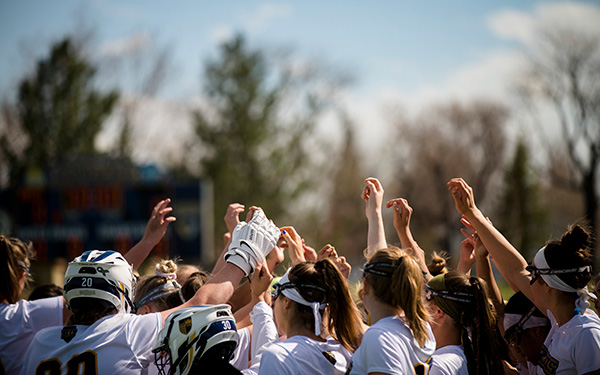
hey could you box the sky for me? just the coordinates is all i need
[1,0,600,169]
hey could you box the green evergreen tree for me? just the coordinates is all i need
[497,138,549,259]
[193,34,330,242]
[1,38,119,186]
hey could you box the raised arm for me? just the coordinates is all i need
[447,178,534,303]
[362,177,387,258]
[233,261,273,328]
[161,207,280,324]
[212,203,246,275]
[460,218,504,318]
[456,232,476,275]
[124,198,176,271]
[280,226,317,266]
[387,197,431,280]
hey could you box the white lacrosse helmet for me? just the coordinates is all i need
[64,250,135,313]
[153,305,239,375]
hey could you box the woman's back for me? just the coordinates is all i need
[259,335,352,375]
[0,296,63,374]
[21,312,162,374]
[349,315,435,375]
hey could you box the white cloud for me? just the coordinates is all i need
[488,10,536,46]
[242,3,293,33]
[209,26,235,45]
[488,2,600,46]
[416,50,525,106]
[99,31,150,57]
[96,95,199,167]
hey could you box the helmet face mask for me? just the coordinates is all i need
[64,250,135,313]
[153,305,239,375]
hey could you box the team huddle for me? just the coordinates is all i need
[1,178,600,375]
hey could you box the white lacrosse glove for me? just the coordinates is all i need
[225,209,280,276]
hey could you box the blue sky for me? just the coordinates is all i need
[1,1,599,166]
[0,1,548,97]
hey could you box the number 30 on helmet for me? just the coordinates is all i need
[153,305,239,375]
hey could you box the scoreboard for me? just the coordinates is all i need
[0,182,213,264]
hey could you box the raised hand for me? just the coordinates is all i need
[301,240,318,262]
[335,256,352,279]
[447,178,477,216]
[386,197,412,233]
[363,177,387,256]
[317,244,338,261]
[225,207,280,276]
[143,198,176,246]
[280,226,305,265]
[224,203,245,233]
[250,262,273,303]
[362,177,384,218]
[461,216,490,258]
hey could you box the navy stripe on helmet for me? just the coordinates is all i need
[65,276,121,299]
[91,251,119,262]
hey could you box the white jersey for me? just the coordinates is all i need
[231,327,251,370]
[21,312,162,375]
[0,296,63,375]
[429,345,468,375]
[534,309,600,375]
[257,335,352,375]
[349,315,435,375]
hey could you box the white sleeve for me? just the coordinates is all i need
[230,327,251,370]
[27,296,64,332]
[429,362,451,375]
[573,326,600,374]
[126,313,163,370]
[249,301,278,365]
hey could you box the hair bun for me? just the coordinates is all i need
[561,224,590,252]
[155,259,178,276]
[428,251,448,276]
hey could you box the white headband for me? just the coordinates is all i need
[155,269,177,280]
[279,270,328,336]
[533,246,596,313]
[503,312,549,332]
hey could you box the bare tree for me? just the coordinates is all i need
[389,101,509,257]
[519,27,600,254]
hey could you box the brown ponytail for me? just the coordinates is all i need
[289,259,364,351]
[365,247,431,348]
[440,272,505,375]
[0,236,34,303]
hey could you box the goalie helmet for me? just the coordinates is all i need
[64,250,135,313]
[153,305,239,375]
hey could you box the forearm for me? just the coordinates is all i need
[463,210,531,296]
[229,281,252,313]
[457,260,473,275]
[397,227,431,280]
[212,236,231,275]
[124,237,157,271]
[475,254,504,317]
[188,263,245,305]
[366,211,387,258]
[234,293,263,328]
